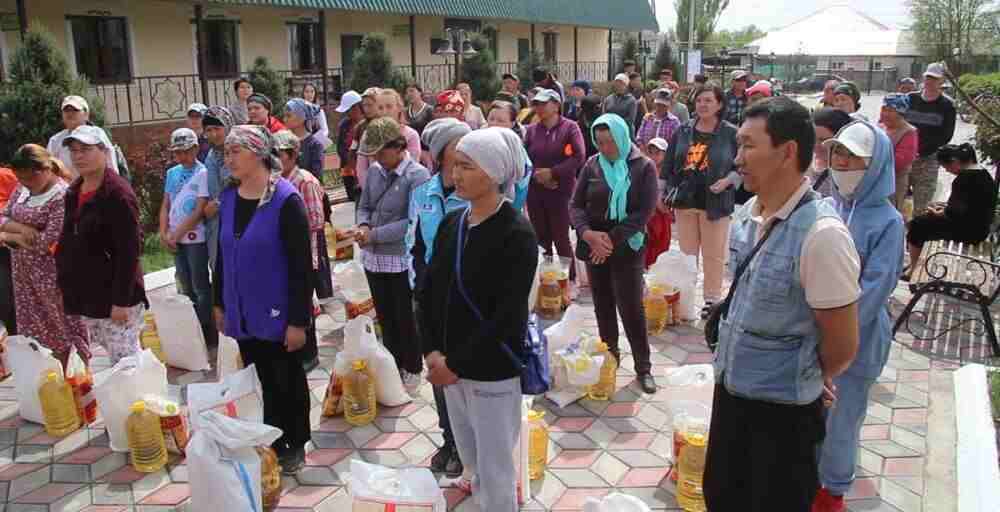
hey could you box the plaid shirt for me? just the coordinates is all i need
[361,251,408,274]
[285,168,326,270]
[724,91,747,126]
[636,111,681,148]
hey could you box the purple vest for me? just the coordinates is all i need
[220,179,296,342]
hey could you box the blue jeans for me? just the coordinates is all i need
[818,374,877,495]
[174,242,212,331]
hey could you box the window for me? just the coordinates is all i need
[543,32,558,64]
[200,19,239,78]
[290,23,321,72]
[518,38,530,63]
[68,16,131,84]
[830,61,845,70]
[873,61,883,70]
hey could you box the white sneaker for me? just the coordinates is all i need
[401,370,422,392]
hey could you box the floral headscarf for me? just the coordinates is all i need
[285,98,322,122]
[435,90,465,116]
[204,106,235,132]
[224,125,283,203]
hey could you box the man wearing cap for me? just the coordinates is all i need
[47,95,119,178]
[335,91,365,203]
[832,82,865,119]
[160,128,213,345]
[905,63,957,216]
[637,89,681,152]
[501,73,528,111]
[186,103,211,162]
[724,70,750,126]
[247,93,287,133]
[201,106,233,270]
[603,74,640,137]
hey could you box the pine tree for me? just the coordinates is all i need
[518,50,545,92]
[460,32,501,103]
[621,36,640,73]
[0,24,104,159]
[349,33,394,92]
[653,38,680,79]
[247,57,287,117]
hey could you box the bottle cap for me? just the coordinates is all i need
[352,359,368,371]
[596,341,609,352]
[130,400,146,413]
[45,371,59,382]
[527,409,545,421]
[166,404,177,415]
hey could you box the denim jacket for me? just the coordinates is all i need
[661,120,740,221]
[714,192,842,405]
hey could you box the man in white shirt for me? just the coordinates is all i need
[47,95,118,178]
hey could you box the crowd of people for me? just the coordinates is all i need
[0,57,992,512]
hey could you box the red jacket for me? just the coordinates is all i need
[265,116,287,134]
[56,171,147,319]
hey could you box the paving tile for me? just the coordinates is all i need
[647,434,674,461]
[888,425,926,454]
[14,445,52,464]
[315,418,353,433]
[100,466,146,484]
[60,447,114,465]
[7,466,51,501]
[0,463,45,481]
[358,449,407,467]
[79,507,127,512]
[552,488,609,510]
[344,424,380,448]
[602,418,654,433]
[847,498,903,511]
[891,409,927,425]
[305,448,353,467]
[550,432,598,450]
[310,431,352,450]
[882,457,924,476]
[89,452,128,480]
[364,432,416,450]
[52,486,95,511]
[14,483,83,504]
[886,475,924,495]
[860,424,890,441]
[131,470,171,502]
[879,476,922,512]
[860,440,921,459]
[137,483,190,505]
[618,467,669,487]
[590,453,629,490]
[52,464,91,483]
[603,402,642,417]
[847,477,881,500]
[609,450,669,468]
[608,432,656,450]
[374,417,419,433]
[857,448,885,476]
[896,370,929,382]
[550,417,595,433]
[295,466,338,486]
[636,406,668,430]
[619,486,680,510]
[90,483,134,506]
[549,450,602,469]
[276,485,336,508]
[550,468,609,488]
[400,435,436,463]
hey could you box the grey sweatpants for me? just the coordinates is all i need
[444,377,522,512]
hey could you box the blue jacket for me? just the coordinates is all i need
[407,173,469,287]
[828,120,906,379]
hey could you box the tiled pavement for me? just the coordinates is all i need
[0,276,971,512]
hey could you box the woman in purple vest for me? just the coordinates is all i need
[211,125,313,475]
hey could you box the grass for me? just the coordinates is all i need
[141,233,175,274]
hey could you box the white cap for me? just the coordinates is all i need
[335,91,363,113]
[647,138,669,152]
[823,122,874,158]
[531,88,562,104]
[187,103,208,116]
[614,73,630,84]
[924,62,946,79]
[62,125,107,147]
[731,69,749,81]
[61,95,90,112]
[168,128,199,151]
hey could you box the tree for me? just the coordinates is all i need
[674,0,731,50]
[349,33,394,92]
[653,38,681,78]
[461,32,501,103]
[247,57,287,117]
[704,25,766,57]
[908,0,997,73]
[518,50,545,92]
[620,36,640,73]
[0,24,104,160]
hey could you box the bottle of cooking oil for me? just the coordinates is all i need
[344,360,376,426]
[527,410,548,480]
[538,272,562,320]
[38,371,80,437]
[676,422,709,512]
[256,446,282,510]
[588,341,617,401]
[126,400,168,473]
[140,312,166,363]
[902,193,914,222]
[645,285,669,335]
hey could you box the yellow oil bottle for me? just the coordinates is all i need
[676,424,709,512]
[645,285,669,335]
[527,410,548,480]
[257,446,282,510]
[588,342,617,401]
[126,400,168,473]
[38,371,80,437]
[140,312,166,363]
[538,272,563,320]
[343,360,377,426]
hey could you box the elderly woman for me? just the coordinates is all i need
[5,145,88,367]
[247,94,287,133]
[571,114,658,393]
[420,127,538,511]
[284,98,327,182]
[662,84,740,319]
[56,126,146,365]
[879,93,918,210]
[212,125,313,474]
[274,129,330,373]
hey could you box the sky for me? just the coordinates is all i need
[652,0,912,33]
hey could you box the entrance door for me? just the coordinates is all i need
[341,35,363,84]
[518,38,530,63]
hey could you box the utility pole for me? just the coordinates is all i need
[687,0,696,81]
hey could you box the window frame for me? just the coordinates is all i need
[66,15,133,85]
[198,18,241,79]
[543,31,558,64]
[289,21,322,73]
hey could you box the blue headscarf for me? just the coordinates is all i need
[882,93,910,114]
[591,113,644,251]
[285,98,322,122]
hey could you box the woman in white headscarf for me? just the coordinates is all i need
[419,127,538,511]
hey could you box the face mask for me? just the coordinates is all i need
[832,169,866,197]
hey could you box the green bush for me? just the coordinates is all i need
[957,72,1000,98]
[0,24,104,159]
[957,73,1000,165]
[349,33,395,92]
[247,57,287,117]
[620,36,640,73]
[460,32,501,103]
[518,50,545,92]
[126,141,172,235]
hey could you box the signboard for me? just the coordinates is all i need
[686,50,702,83]
[0,13,18,32]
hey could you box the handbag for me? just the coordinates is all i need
[704,193,815,352]
[454,208,551,395]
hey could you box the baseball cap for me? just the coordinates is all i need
[168,128,199,151]
[653,88,673,105]
[647,138,668,152]
[531,89,562,104]
[502,73,518,82]
[187,103,208,116]
[746,80,773,98]
[899,77,917,86]
[924,62,946,79]
[361,87,382,99]
[336,90,363,113]
[62,95,90,112]
[834,82,861,104]
[272,129,301,151]
[614,73,630,84]
[823,122,874,158]
[358,117,404,156]
[62,125,107,147]
[731,70,749,81]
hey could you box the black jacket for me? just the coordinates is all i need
[418,202,538,381]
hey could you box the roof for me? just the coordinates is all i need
[747,4,920,57]
[205,0,659,31]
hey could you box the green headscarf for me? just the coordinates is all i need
[591,113,644,251]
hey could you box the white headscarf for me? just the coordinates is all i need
[455,127,527,201]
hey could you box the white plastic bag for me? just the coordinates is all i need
[335,243,377,321]
[583,492,652,512]
[94,349,168,451]
[649,248,699,321]
[345,460,446,512]
[150,293,211,371]
[564,352,603,388]
[188,411,282,512]
[543,304,589,353]
[187,364,265,431]
[216,335,243,380]
[545,337,601,408]
[662,365,715,464]
[6,336,62,424]
[334,316,411,407]
[527,252,544,313]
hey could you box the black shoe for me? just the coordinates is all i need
[638,373,658,394]
[700,302,715,320]
[279,446,305,475]
[302,356,320,374]
[430,445,453,473]
[445,450,464,478]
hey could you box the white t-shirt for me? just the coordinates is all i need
[745,178,862,310]
[165,163,209,244]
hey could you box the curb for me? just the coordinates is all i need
[954,363,1000,511]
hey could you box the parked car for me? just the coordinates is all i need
[787,74,848,94]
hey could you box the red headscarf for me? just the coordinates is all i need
[435,90,465,118]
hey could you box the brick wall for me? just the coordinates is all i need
[110,121,186,154]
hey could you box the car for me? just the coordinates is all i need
[787,74,848,94]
